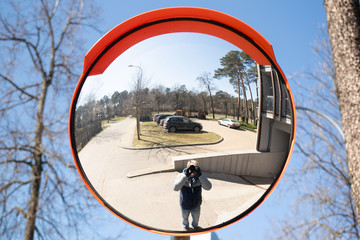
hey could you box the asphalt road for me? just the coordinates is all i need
[195,118,257,151]
[77,117,271,231]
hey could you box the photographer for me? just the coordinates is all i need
[173,160,212,231]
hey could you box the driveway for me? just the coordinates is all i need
[195,118,257,152]
[77,117,271,231]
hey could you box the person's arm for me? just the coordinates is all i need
[199,174,212,190]
[173,172,188,191]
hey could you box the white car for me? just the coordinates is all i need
[218,118,241,128]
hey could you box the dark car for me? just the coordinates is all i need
[156,114,173,125]
[153,114,160,122]
[163,116,202,133]
[160,116,171,126]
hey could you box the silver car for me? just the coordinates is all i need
[218,118,241,128]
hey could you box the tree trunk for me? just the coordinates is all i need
[24,155,42,240]
[208,89,215,119]
[236,70,248,122]
[136,114,140,140]
[240,76,248,123]
[324,0,360,226]
[224,101,228,118]
[236,76,241,120]
[245,74,255,123]
[24,79,49,240]
[136,101,141,140]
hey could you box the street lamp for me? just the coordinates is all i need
[128,64,143,76]
[128,65,143,81]
[296,106,344,141]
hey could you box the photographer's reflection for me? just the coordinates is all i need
[173,160,212,231]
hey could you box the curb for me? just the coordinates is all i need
[119,137,224,150]
[127,165,176,178]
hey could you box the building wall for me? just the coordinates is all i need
[173,150,286,178]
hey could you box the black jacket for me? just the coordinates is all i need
[173,169,212,210]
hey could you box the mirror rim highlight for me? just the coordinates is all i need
[68,7,296,237]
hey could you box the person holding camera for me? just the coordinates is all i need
[173,160,212,231]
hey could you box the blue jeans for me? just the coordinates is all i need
[181,206,200,229]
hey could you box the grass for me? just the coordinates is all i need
[211,116,258,132]
[132,121,222,148]
[240,122,257,132]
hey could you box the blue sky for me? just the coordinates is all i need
[87,0,326,77]
[79,1,327,239]
[79,33,240,105]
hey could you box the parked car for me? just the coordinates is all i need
[156,114,172,125]
[153,114,160,122]
[218,118,241,128]
[160,116,171,126]
[163,116,202,133]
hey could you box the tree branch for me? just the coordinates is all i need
[0,73,38,100]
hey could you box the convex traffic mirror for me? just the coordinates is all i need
[69,7,296,236]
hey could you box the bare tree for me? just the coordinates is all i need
[272,26,359,240]
[171,84,188,111]
[0,1,123,239]
[150,85,166,114]
[324,0,360,225]
[198,91,208,113]
[214,90,231,118]
[129,65,149,140]
[197,72,217,119]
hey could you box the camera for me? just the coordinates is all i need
[188,165,196,173]
[186,165,197,177]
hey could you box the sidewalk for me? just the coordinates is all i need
[100,170,272,231]
[78,117,273,232]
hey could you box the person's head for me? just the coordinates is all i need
[187,160,199,168]
[187,160,199,177]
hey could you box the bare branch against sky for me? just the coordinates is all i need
[0,0,122,239]
[272,23,359,239]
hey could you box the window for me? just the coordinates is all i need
[260,66,274,113]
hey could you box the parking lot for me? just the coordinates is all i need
[194,118,257,152]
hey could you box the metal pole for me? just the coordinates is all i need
[170,237,190,240]
[128,64,143,76]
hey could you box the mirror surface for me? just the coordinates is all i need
[72,32,293,232]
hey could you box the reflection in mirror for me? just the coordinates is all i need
[72,33,293,232]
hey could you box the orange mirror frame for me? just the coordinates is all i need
[69,7,296,237]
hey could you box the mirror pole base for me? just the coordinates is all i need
[170,237,190,240]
